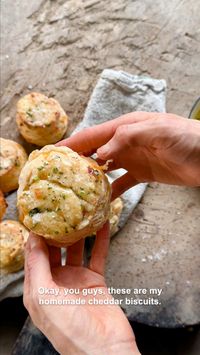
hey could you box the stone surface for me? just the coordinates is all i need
[105,184,200,327]
[1,0,200,136]
[1,0,200,328]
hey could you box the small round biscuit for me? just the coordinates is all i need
[17,145,111,247]
[16,92,69,146]
[109,197,123,236]
[0,138,28,193]
[0,190,7,220]
[0,220,29,274]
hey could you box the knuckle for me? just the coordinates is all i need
[115,125,130,143]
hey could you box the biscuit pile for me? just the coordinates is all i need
[1,92,123,272]
[0,93,70,273]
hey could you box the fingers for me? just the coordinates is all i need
[111,172,138,200]
[56,125,114,154]
[24,233,52,308]
[56,112,150,154]
[89,221,110,275]
[23,237,31,303]
[48,245,61,267]
[67,239,85,266]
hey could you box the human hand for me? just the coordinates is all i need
[24,224,140,355]
[58,112,200,199]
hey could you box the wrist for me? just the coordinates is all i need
[58,325,139,355]
[92,340,140,355]
[59,338,139,355]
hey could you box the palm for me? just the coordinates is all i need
[50,263,134,352]
[52,265,106,290]
[24,224,139,353]
[45,231,135,352]
[46,224,115,325]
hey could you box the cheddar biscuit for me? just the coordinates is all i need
[16,92,69,146]
[0,138,28,193]
[0,220,29,274]
[109,197,123,236]
[17,145,111,246]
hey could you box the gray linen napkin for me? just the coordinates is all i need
[73,69,166,229]
[0,69,166,300]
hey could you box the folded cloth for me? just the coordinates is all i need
[0,69,166,301]
[73,69,166,229]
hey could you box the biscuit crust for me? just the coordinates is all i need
[17,145,111,246]
[109,197,123,236]
[0,220,29,274]
[0,138,28,193]
[16,92,69,146]
[0,190,7,220]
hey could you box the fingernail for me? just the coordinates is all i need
[29,233,38,250]
[97,144,109,158]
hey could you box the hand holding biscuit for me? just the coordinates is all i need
[24,225,139,355]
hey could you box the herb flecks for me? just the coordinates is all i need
[78,187,86,197]
[15,159,20,167]
[53,167,59,174]
[29,207,41,217]
[26,109,33,118]
[32,176,40,182]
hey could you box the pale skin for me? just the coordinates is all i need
[24,225,139,355]
[24,112,200,354]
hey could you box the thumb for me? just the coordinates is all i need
[24,233,52,292]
